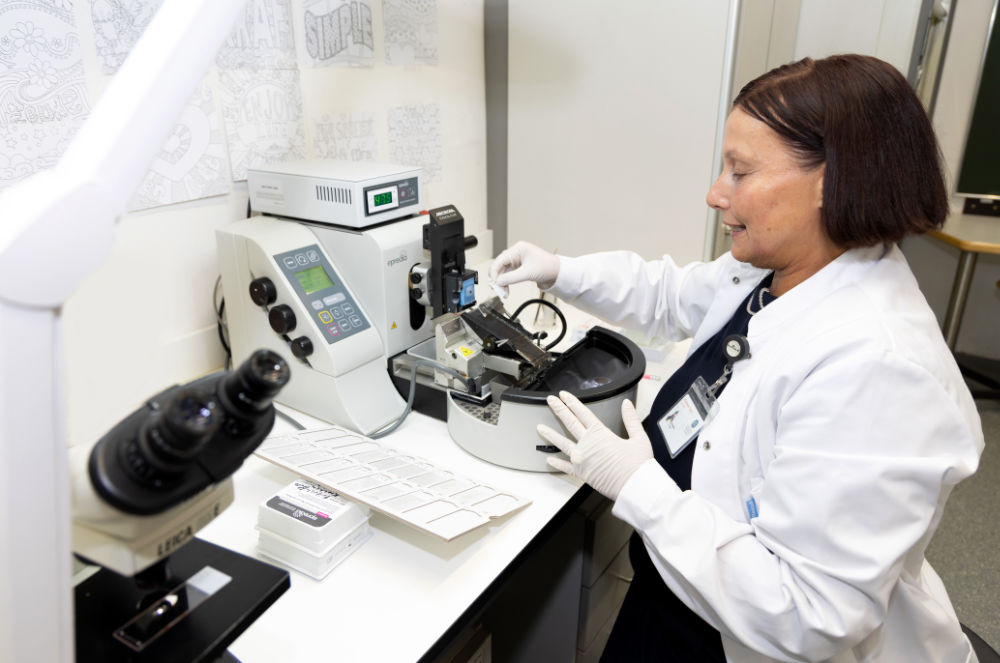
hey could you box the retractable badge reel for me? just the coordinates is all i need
[657,334,750,458]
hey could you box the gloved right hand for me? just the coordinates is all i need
[489,241,560,297]
[539,392,654,502]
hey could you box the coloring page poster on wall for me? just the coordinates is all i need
[0,0,89,191]
[301,0,375,67]
[84,0,231,209]
[383,0,437,65]
[89,0,162,75]
[220,67,305,180]
[215,0,301,184]
[313,111,377,161]
[216,0,296,71]
[389,102,441,182]
[128,82,230,210]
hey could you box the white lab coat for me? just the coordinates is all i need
[549,243,984,663]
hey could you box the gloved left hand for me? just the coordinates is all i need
[538,391,653,501]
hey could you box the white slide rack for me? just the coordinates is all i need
[255,425,531,540]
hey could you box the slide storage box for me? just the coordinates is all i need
[256,479,371,579]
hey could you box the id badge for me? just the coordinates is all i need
[657,376,717,458]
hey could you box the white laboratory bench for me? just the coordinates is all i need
[197,288,691,662]
[199,404,585,662]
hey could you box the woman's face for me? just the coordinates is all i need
[706,108,842,295]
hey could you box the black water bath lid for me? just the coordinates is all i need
[502,327,646,405]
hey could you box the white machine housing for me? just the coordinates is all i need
[445,326,645,472]
[448,388,637,473]
[309,216,433,358]
[247,160,422,229]
[217,217,406,434]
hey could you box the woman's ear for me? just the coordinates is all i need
[813,164,825,208]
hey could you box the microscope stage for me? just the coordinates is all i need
[75,538,289,662]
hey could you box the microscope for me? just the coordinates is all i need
[71,349,293,661]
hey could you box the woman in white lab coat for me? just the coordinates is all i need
[490,54,984,662]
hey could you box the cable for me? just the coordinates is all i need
[369,358,469,439]
[213,274,224,316]
[273,405,306,431]
[510,298,567,350]
[214,199,248,371]
[213,275,232,370]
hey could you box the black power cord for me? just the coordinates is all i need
[213,275,231,370]
[214,199,253,369]
[509,298,568,350]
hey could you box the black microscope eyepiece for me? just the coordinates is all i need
[131,389,221,481]
[222,349,290,414]
[89,349,291,514]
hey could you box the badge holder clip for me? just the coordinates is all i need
[656,334,750,458]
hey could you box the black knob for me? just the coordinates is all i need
[410,271,423,284]
[290,336,314,359]
[410,288,423,300]
[268,304,296,334]
[249,277,277,306]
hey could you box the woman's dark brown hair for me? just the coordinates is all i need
[733,54,949,247]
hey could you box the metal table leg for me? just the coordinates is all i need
[942,250,978,350]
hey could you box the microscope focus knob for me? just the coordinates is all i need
[268,304,297,334]
[290,336,314,359]
[249,277,277,306]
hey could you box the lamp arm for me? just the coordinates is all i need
[0,2,248,662]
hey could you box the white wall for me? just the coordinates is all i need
[60,0,487,446]
[505,0,736,265]
[792,0,924,74]
[503,0,925,266]
[732,0,801,90]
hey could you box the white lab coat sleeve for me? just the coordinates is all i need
[545,251,729,341]
[612,348,981,662]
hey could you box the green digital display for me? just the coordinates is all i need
[373,191,393,207]
[294,265,334,294]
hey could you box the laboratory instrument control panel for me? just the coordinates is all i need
[363,176,418,217]
[274,245,370,344]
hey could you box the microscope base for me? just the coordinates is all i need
[75,537,289,663]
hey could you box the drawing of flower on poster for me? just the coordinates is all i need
[89,0,162,74]
[0,0,89,190]
[220,67,305,180]
[383,0,436,66]
[301,0,374,68]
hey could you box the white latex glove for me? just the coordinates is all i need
[488,241,560,298]
[538,391,653,501]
